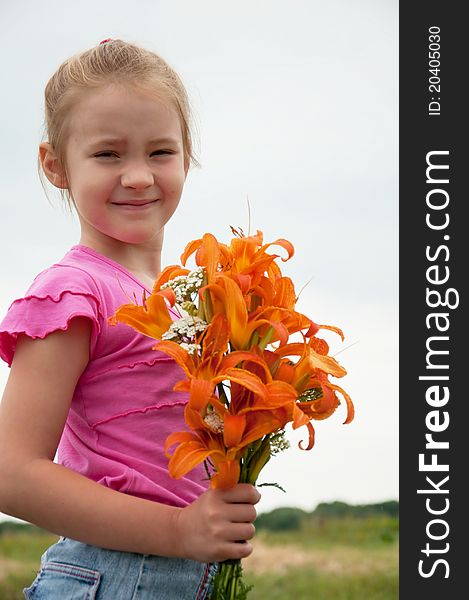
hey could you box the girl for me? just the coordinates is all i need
[0,39,260,599]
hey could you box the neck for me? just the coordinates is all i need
[78,231,164,285]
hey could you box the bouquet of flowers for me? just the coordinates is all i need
[110,227,353,600]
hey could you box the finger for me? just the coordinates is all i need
[225,503,257,523]
[222,540,254,561]
[223,522,256,543]
[222,484,261,504]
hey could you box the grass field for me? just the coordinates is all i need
[0,528,57,600]
[0,514,398,599]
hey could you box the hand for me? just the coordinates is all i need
[174,483,261,563]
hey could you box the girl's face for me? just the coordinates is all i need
[60,83,187,250]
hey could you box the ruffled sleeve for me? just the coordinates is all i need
[0,265,101,367]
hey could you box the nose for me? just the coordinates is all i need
[120,162,155,190]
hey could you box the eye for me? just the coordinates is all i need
[94,152,118,158]
[151,150,174,156]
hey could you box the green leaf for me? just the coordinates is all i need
[257,482,287,493]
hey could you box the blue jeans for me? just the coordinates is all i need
[23,536,217,599]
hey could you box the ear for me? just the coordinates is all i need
[39,142,68,189]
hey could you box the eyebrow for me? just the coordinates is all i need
[89,137,181,146]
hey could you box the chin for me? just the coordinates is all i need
[116,230,164,245]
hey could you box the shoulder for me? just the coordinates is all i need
[0,249,104,367]
[27,249,101,300]
[15,253,104,324]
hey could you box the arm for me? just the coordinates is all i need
[0,318,259,561]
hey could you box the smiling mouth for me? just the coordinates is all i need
[111,200,158,207]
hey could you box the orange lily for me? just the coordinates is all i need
[224,229,294,290]
[165,377,299,489]
[201,275,290,350]
[164,428,243,489]
[180,232,226,283]
[110,226,353,495]
[250,276,344,343]
[108,290,174,340]
[239,338,354,449]
[181,229,294,292]
[273,339,353,422]
[153,313,274,413]
[151,264,191,292]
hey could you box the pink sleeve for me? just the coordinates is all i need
[0,267,101,367]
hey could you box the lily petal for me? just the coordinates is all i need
[109,292,172,340]
[168,441,217,479]
[223,413,246,447]
[211,460,240,489]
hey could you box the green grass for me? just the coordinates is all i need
[0,517,398,599]
[0,530,58,600]
[243,515,398,600]
[0,570,39,600]
[263,515,399,549]
[245,568,398,600]
[0,531,58,562]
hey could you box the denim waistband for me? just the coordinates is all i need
[23,536,217,599]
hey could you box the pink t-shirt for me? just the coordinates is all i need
[0,245,208,507]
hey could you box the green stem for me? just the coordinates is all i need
[198,298,206,322]
[239,436,270,487]
[258,325,275,351]
[203,287,214,322]
[249,331,260,348]
[228,560,238,600]
[210,559,252,600]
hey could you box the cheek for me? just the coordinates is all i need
[167,182,184,198]
[160,158,186,190]
[79,174,114,198]
[169,168,187,194]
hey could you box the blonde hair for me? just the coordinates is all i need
[39,39,199,206]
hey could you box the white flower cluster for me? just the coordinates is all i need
[204,409,224,434]
[161,315,208,355]
[161,267,205,304]
[269,430,291,455]
[162,315,208,340]
[180,342,202,355]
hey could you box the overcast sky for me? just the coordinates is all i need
[0,0,398,519]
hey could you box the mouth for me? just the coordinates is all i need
[111,200,158,208]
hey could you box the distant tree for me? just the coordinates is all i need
[255,507,308,531]
[313,500,398,519]
[0,521,45,536]
[255,500,399,531]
